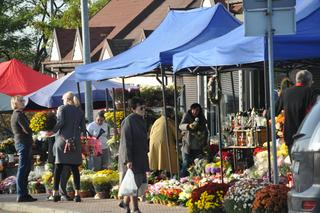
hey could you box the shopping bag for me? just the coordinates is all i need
[118,169,138,196]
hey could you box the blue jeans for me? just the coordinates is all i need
[180,149,202,177]
[15,142,32,197]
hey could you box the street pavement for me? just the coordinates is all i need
[0,194,188,213]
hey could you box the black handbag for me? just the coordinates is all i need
[63,137,76,153]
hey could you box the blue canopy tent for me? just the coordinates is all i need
[172,0,320,72]
[24,72,130,108]
[75,3,240,81]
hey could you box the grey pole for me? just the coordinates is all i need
[173,74,180,178]
[122,77,127,117]
[267,0,279,184]
[80,0,93,122]
[263,37,272,183]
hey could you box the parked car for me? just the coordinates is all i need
[288,101,320,212]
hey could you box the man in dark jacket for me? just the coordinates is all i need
[118,97,148,213]
[276,70,315,157]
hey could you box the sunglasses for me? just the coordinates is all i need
[138,106,146,110]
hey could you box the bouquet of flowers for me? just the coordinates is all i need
[204,159,232,177]
[188,158,208,177]
[41,171,53,190]
[104,111,124,128]
[224,179,267,213]
[147,170,168,184]
[80,136,102,157]
[29,111,57,133]
[0,138,16,154]
[178,183,195,206]
[252,184,290,213]
[275,112,284,138]
[187,182,229,213]
[0,176,16,194]
[244,150,269,179]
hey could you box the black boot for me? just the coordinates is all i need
[74,195,81,202]
[53,195,61,202]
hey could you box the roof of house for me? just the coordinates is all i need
[107,39,134,56]
[54,28,76,60]
[124,0,203,40]
[89,0,158,39]
[47,0,205,68]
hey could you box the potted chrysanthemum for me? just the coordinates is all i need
[224,179,267,213]
[187,182,229,213]
[252,184,289,213]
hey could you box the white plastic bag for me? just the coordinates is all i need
[118,169,138,196]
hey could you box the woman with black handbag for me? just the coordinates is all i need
[47,91,86,202]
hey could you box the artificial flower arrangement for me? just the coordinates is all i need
[41,171,54,192]
[178,183,195,206]
[107,134,120,148]
[147,170,168,185]
[104,111,124,128]
[28,179,45,194]
[146,179,183,205]
[0,176,16,194]
[244,150,269,179]
[252,184,290,213]
[0,138,15,154]
[204,159,232,178]
[110,184,119,199]
[29,111,56,133]
[224,179,267,213]
[188,158,208,177]
[187,182,229,213]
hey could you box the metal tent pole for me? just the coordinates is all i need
[173,74,180,178]
[122,77,127,117]
[160,66,173,176]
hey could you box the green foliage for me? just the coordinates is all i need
[0,0,35,63]
[140,85,178,107]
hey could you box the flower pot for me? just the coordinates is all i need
[94,192,106,199]
[79,190,93,198]
[67,191,75,198]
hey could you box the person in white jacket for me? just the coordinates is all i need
[87,111,111,171]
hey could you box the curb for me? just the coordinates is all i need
[0,202,81,213]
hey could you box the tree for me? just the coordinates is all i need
[0,0,109,70]
[0,0,35,64]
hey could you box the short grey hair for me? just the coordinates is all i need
[296,70,313,86]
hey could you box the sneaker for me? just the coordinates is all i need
[131,209,142,213]
[46,195,53,201]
